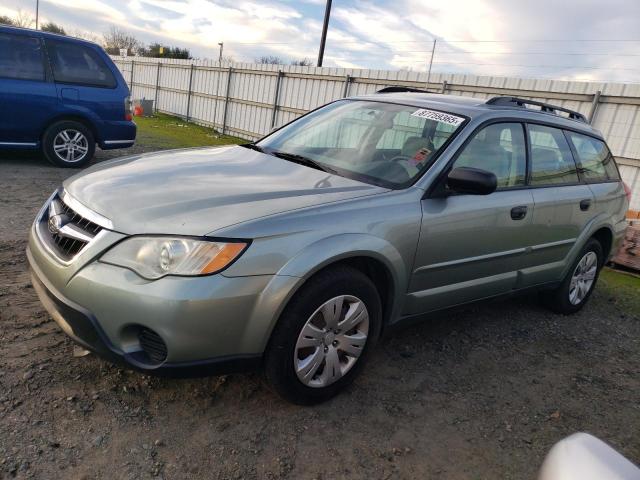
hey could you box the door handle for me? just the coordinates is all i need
[580,199,591,211]
[510,205,528,220]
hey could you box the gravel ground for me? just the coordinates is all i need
[1,147,640,480]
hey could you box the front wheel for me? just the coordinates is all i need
[42,121,95,168]
[541,238,603,314]
[264,266,382,405]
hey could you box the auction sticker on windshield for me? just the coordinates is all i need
[411,109,465,126]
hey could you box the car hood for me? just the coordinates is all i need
[63,146,387,235]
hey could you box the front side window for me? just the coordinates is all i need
[257,100,465,188]
[0,33,44,81]
[566,132,620,181]
[46,39,116,88]
[529,124,579,185]
[452,123,526,188]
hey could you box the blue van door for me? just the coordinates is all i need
[0,31,58,147]
[44,38,122,141]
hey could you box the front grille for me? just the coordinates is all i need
[51,201,102,259]
[138,328,168,364]
[37,193,104,262]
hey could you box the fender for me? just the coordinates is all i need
[558,212,621,279]
[238,233,410,353]
[42,108,102,141]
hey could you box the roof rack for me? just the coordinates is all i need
[486,96,587,123]
[376,86,432,94]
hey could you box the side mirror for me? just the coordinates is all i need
[447,167,497,195]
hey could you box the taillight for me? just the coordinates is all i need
[623,181,632,202]
[124,96,133,121]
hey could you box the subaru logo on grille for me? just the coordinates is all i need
[48,214,66,235]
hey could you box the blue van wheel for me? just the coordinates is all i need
[43,121,95,168]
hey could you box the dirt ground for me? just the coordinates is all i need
[1,147,640,480]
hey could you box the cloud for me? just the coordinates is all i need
[1,0,638,82]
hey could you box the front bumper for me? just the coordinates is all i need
[27,217,297,375]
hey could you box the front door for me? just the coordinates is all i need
[406,122,536,315]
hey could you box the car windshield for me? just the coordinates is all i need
[255,100,466,188]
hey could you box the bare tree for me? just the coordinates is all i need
[291,58,314,67]
[70,29,101,43]
[0,15,14,26]
[14,10,34,28]
[255,55,285,65]
[41,22,66,35]
[103,26,142,56]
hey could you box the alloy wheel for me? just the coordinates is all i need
[53,129,89,164]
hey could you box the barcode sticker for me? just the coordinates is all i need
[411,109,465,126]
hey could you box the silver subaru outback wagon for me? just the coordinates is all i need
[28,89,629,404]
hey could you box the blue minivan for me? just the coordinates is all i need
[0,26,136,167]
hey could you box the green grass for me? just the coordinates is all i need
[600,267,640,317]
[134,113,244,150]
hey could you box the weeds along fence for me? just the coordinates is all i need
[111,56,640,211]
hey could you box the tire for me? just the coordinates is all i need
[42,121,95,168]
[541,238,604,315]
[264,265,382,405]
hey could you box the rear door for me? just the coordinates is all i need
[0,31,57,146]
[520,123,595,286]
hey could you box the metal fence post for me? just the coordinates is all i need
[129,61,135,97]
[441,80,448,94]
[154,62,162,113]
[271,70,284,129]
[185,64,195,121]
[342,74,353,97]
[221,67,233,136]
[588,90,602,124]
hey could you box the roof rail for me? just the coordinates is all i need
[376,86,432,94]
[486,96,587,123]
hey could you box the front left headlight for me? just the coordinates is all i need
[100,237,248,280]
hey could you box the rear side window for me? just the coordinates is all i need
[46,39,116,88]
[528,124,579,185]
[566,132,620,181]
[0,33,45,81]
[453,122,527,188]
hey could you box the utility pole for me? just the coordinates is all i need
[35,0,39,29]
[426,39,437,91]
[317,0,332,67]
[212,42,224,133]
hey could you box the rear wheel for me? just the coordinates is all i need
[264,266,382,405]
[42,121,95,168]
[541,238,603,314]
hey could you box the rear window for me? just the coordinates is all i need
[46,39,116,88]
[566,131,620,181]
[0,33,45,81]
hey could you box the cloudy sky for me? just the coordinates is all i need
[3,0,640,83]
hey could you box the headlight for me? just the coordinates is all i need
[100,237,248,280]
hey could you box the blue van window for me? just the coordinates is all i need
[46,39,116,88]
[0,33,45,81]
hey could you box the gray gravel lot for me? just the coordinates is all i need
[1,148,639,480]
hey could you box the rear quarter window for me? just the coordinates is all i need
[566,131,621,181]
[0,33,45,81]
[45,39,116,88]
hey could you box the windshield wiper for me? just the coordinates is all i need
[269,150,337,174]
[240,143,265,152]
